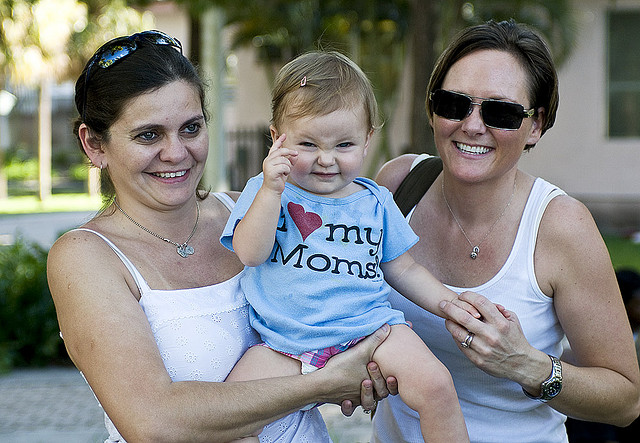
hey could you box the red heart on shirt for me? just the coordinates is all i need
[287,202,322,241]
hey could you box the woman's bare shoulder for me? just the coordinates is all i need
[375,154,421,193]
[47,224,124,288]
[540,193,597,243]
[536,192,609,290]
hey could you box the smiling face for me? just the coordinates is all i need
[432,49,543,183]
[101,80,208,208]
[271,105,372,198]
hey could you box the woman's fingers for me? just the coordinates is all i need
[366,362,388,398]
[328,324,392,415]
[360,378,376,412]
[356,325,391,412]
[359,323,391,358]
[449,298,482,319]
[340,399,355,417]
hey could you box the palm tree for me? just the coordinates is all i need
[0,0,151,201]
[1,0,89,200]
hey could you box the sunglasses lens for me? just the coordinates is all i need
[432,89,529,130]
[432,90,472,121]
[94,31,182,70]
[139,31,182,50]
[97,43,135,69]
[82,31,182,122]
[481,101,524,130]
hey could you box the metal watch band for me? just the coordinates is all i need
[522,354,563,402]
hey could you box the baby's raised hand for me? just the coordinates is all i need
[262,133,298,194]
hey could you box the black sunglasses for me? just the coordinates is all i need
[430,89,535,130]
[82,30,182,121]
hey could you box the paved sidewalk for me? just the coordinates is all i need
[0,367,375,443]
[0,367,108,442]
[0,211,96,248]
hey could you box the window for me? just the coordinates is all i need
[607,10,640,137]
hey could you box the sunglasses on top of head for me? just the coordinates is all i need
[82,30,182,121]
[429,89,536,131]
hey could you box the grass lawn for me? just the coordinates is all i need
[604,235,640,274]
[0,194,102,215]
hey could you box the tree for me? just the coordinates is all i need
[0,0,151,200]
[2,0,88,200]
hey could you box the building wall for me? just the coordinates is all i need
[148,2,191,56]
[519,0,640,234]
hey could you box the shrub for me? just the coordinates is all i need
[3,158,39,181]
[0,237,68,372]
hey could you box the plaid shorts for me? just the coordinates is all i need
[260,336,365,370]
[257,337,365,411]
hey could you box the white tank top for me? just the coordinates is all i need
[71,193,330,442]
[372,176,569,443]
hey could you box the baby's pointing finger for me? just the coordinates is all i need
[268,133,287,152]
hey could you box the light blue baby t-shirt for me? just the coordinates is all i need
[220,175,417,354]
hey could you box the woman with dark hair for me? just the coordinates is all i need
[47,31,394,442]
[372,20,640,442]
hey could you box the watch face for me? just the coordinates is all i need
[545,381,562,397]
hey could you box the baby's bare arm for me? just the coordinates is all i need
[233,134,297,266]
[382,252,480,319]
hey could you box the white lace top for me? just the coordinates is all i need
[71,192,331,442]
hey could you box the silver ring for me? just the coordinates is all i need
[363,400,378,414]
[461,332,474,348]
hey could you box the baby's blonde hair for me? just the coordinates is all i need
[271,51,380,132]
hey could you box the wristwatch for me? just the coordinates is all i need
[522,354,563,402]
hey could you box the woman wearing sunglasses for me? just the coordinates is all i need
[372,20,640,442]
[47,31,395,442]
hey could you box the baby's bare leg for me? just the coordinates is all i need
[373,324,469,443]
[226,346,302,442]
[227,345,301,382]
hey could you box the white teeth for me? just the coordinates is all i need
[155,170,187,178]
[456,142,490,155]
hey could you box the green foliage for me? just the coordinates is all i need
[70,163,89,181]
[604,235,640,274]
[183,0,575,170]
[0,237,68,371]
[3,158,39,181]
[457,0,577,64]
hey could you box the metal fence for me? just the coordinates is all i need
[226,126,271,191]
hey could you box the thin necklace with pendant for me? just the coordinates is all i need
[442,176,516,260]
[114,199,200,258]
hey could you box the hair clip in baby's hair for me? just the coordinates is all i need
[300,76,307,87]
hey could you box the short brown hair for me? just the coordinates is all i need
[427,20,558,150]
[271,51,380,132]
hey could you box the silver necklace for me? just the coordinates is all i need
[442,177,516,260]
[114,199,200,258]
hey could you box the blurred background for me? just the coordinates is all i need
[0,0,639,440]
